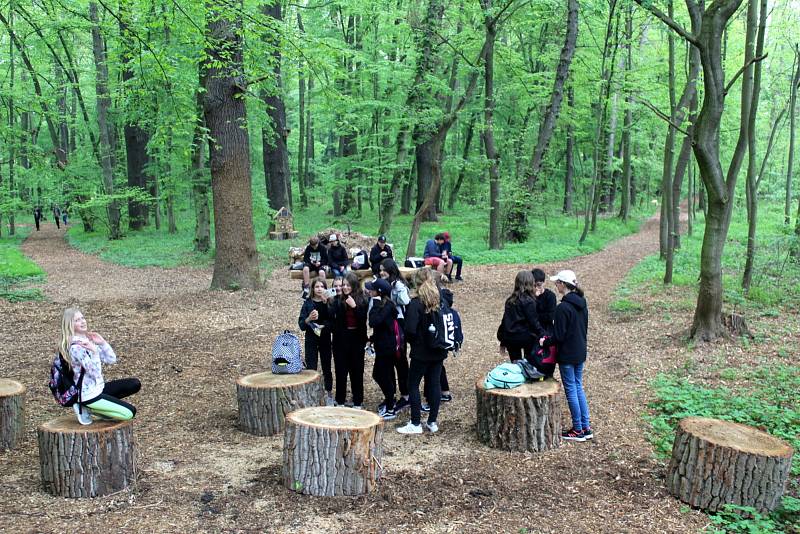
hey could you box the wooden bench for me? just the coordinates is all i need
[38,415,136,498]
[288,266,420,281]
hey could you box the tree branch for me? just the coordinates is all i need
[724,53,768,95]
[633,0,698,45]
[635,97,691,136]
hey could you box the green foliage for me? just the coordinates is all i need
[0,226,45,302]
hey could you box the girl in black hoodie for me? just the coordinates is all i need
[546,269,592,442]
[497,271,545,363]
[299,277,334,404]
[329,273,368,408]
[367,278,399,420]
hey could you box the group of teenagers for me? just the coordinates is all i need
[299,232,464,299]
[53,248,590,442]
[298,257,454,434]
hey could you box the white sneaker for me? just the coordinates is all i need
[352,405,363,410]
[397,422,423,434]
[425,421,439,433]
[73,404,92,426]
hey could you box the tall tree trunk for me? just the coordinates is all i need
[297,13,307,208]
[564,86,575,214]
[482,0,501,249]
[7,3,15,237]
[619,4,633,222]
[448,113,477,209]
[788,48,800,226]
[192,65,210,253]
[524,0,579,191]
[90,2,122,240]
[203,0,260,289]
[305,77,315,188]
[119,1,151,230]
[660,0,678,259]
[261,1,291,212]
[741,0,767,291]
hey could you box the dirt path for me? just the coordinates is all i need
[0,218,709,533]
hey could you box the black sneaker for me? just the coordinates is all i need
[455,276,464,282]
[582,427,594,440]
[562,428,586,442]
[421,402,431,413]
[377,400,395,417]
[394,397,410,412]
[440,393,453,402]
[381,409,398,421]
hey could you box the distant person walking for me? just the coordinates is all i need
[61,206,69,226]
[33,207,43,231]
[53,206,62,229]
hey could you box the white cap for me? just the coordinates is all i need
[329,234,338,241]
[550,269,578,286]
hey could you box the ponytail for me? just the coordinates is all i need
[563,282,584,298]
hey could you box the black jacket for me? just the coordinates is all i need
[329,296,368,343]
[403,298,447,362]
[298,298,332,337]
[328,244,349,269]
[369,244,393,273]
[536,289,557,333]
[368,297,398,355]
[303,244,328,268]
[550,292,588,365]
[497,294,544,346]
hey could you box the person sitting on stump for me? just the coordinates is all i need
[327,234,350,277]
[441,232,463,281]
[423,233,453,279]
[301,236,329,298]
[369,235,393,276]
[61,308,140,425]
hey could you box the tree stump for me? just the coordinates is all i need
[0,379,25,451]
[667,417,794,513]
[282,407,383,496]
[38,415,136,498]
[476,377,562,452]
[236,370,324,436]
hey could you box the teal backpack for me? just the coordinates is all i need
[484,362,527,390]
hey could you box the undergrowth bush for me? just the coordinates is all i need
[0,227,44,302]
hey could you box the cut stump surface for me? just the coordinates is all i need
[236,370,324,436]
[282,406,383,496]
[667,417,793,513]
[0,379,26,451]
[38,415,136,498]
[476,377,562,452]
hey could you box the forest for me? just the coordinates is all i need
[0,0,799,531]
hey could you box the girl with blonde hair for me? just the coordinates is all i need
[60,308,140,425]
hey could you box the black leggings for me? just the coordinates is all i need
[506,343,534,362]
[305,332,333,392]
[333,329,365,406]
[409,359,443,425]
[372,349,396,407]
[424,365,449,401]
[81,378,141,420]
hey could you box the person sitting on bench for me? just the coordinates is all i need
[423,233,453,279]
[369,235,393,275]
[441,232,463,281]
[302,237,329,298]
[328,234,350,277]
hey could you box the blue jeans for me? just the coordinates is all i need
[560,362,590,431]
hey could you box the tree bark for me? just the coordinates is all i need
[119,2,152,230]
[564,86,575,214]
[261,1,292,212]
[448,113,477,209]
[236,371,324,436]
[0,379,25,451]
[787,48,800,226]
[297,13,307,208]
[192,64,211,253]
[524,0,579,192]
[203,0,261,290]
[282,407,383,496]
[482,0,501,249]
[619,5,633,222]
[38,415,136,498]
[667,417,793,513]
[90,2,122,240]
[476,378,562,452]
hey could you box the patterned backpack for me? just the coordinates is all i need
[48,351,84,406]
[271,331,303,374]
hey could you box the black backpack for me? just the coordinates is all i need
[424,299,464,353]
[48,350,84,407]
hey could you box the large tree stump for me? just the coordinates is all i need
[0,379,25,451]
[667,417,794,513]
[282,407,383,496]
[236,370,324,436]
[38,415,136,498]
[476,377,562,452]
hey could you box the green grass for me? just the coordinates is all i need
[65,200,650,274]
[0,226,45,301]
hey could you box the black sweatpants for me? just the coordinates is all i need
[305,331,333,392]
[372,349,396,408]
[424,364,449,401]
[409,358,443,425]
[333,329,365,406]
[506,342,534,363]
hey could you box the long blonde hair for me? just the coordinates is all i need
[60,308,80,369]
